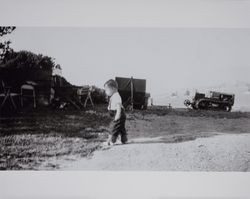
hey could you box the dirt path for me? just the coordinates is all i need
[61,133,250,171]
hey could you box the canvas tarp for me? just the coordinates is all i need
[115,77,147,109]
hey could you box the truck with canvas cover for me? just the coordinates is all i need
[115,77,147,110]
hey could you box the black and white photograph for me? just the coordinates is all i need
[1,0,250,198]
[1,26,250,171]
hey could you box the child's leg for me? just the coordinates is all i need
[120,123,128,144]
[106,134,112,145]
[120,111,128,144]
[110,120,120,144]
[109,109,127,144]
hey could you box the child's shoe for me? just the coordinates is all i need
[121,134,128,144]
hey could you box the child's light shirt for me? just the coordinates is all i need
[108,92,123,111]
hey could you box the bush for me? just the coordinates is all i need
[0,50,55,70]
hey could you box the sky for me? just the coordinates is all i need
[5,27,250,97]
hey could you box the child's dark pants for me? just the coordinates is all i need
[109,109,127,144]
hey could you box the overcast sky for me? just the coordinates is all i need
[6,27,250,96]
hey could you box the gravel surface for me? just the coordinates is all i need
[62,133,250,171]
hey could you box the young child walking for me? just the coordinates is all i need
[104,79,128,145]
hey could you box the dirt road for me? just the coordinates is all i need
[62,133,250,171]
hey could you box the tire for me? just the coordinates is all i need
[198,101,208,110]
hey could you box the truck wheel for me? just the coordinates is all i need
[198,101,208,110]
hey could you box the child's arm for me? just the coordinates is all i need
[114,103,122,121]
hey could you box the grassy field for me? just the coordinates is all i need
[1,105,250,170]
[0,106,111,169]
[127,107,250,143]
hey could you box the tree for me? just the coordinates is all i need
[0,26,16,62]
[0,27,16,37]
[1,50,56,70]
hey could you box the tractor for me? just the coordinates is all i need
[184,91,235,112]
